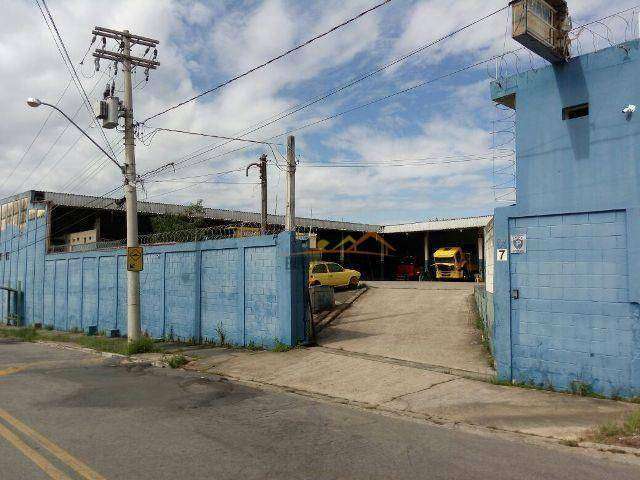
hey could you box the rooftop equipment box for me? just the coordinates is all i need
[512,0,570,63]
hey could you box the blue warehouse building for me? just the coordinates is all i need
[491,41,640,396]
[0,191,316,348]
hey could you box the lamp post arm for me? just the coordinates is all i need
[40,101,124,172]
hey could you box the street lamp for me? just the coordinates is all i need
[26,98,123,172]
[26,97,141,340]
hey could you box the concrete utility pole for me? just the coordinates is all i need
[285,136,296,232]
[122,32,141,342]
[92,26,160,342]
[246,154,268,234]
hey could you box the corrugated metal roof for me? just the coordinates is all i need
[382,215,493,233]
[10,191,492,234]
[37,191,381,232]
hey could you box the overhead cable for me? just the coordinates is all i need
[141,0,394,123]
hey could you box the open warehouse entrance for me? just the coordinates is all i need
[308,216,492,281]
[381,216,492,281]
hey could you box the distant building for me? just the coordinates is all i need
[491,41,640,396]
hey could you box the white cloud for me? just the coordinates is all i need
[0,0,635,226]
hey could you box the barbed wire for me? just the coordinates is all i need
[48,223,319,254]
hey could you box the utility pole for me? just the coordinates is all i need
[246,154,268,234]
[92,26,160,342]
[285,136,296,232]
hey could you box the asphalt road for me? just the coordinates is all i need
[0,340,638,480]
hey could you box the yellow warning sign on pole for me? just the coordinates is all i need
[127,247,143,272]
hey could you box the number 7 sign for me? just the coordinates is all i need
[497,248,508,262]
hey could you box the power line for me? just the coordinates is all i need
[13,102,86,194]
[298,158,489,168]
[148,128,283,146]
[276,54,523,139]
[36,0,117,160]
[60,142,124,192]
[145,47,524,179]
[24,71,112,192]
[2,183,125,256]
[141,167,246,199]
[141,3,630,181]
[142,0,393,123]
[228,4,510,140]
[296,152,510,168]
[0,80,72,194]
[146,179,258,185]
[140,4,509,175]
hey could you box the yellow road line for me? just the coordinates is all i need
[0,358,104,378]
[0,365,31,377]
[0,421,72,480]
[0,408,107,480]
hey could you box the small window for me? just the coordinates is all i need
[327,263,344,273]
[563,103,589,120]
[312,264,327,274]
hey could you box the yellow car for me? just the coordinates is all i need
[309,261,361,289]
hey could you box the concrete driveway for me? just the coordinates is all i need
[319,281,495,377]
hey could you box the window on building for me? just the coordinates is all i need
[563,103,589,120]
[528,0,553,25]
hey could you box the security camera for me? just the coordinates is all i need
[622,104,636,114]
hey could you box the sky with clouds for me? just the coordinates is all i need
[1,0,638,225]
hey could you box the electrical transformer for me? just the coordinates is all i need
[511,0,571,64]
[95,97,121,129]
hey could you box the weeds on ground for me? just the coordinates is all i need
[0,326,38,342]
[166,354,189,369]
[570,381,607,399]
[271,339,291,352]
[589,410,640,447]
[125,336,158,355]
[43,324,54,331]
[246,340,263,351]
[215,322,227,346]
[472,306,495,368]
[0,326,122,354]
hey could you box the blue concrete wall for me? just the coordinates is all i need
[491,42,640,396]
[0,195,309,348]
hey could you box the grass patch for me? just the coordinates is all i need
[0,327,38,342]
[271,339,291,352]
[570,381,607,399]
[490,377,556,393]
[125,336,158,355]
[0,325,159,356]
[166,354,189,369]
[246,340,263,351]
[590,411,640,447]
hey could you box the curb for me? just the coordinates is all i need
[35,340,170,368]
[28,340,640,464]
[317,346,496,383]
[191,363,640,465]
